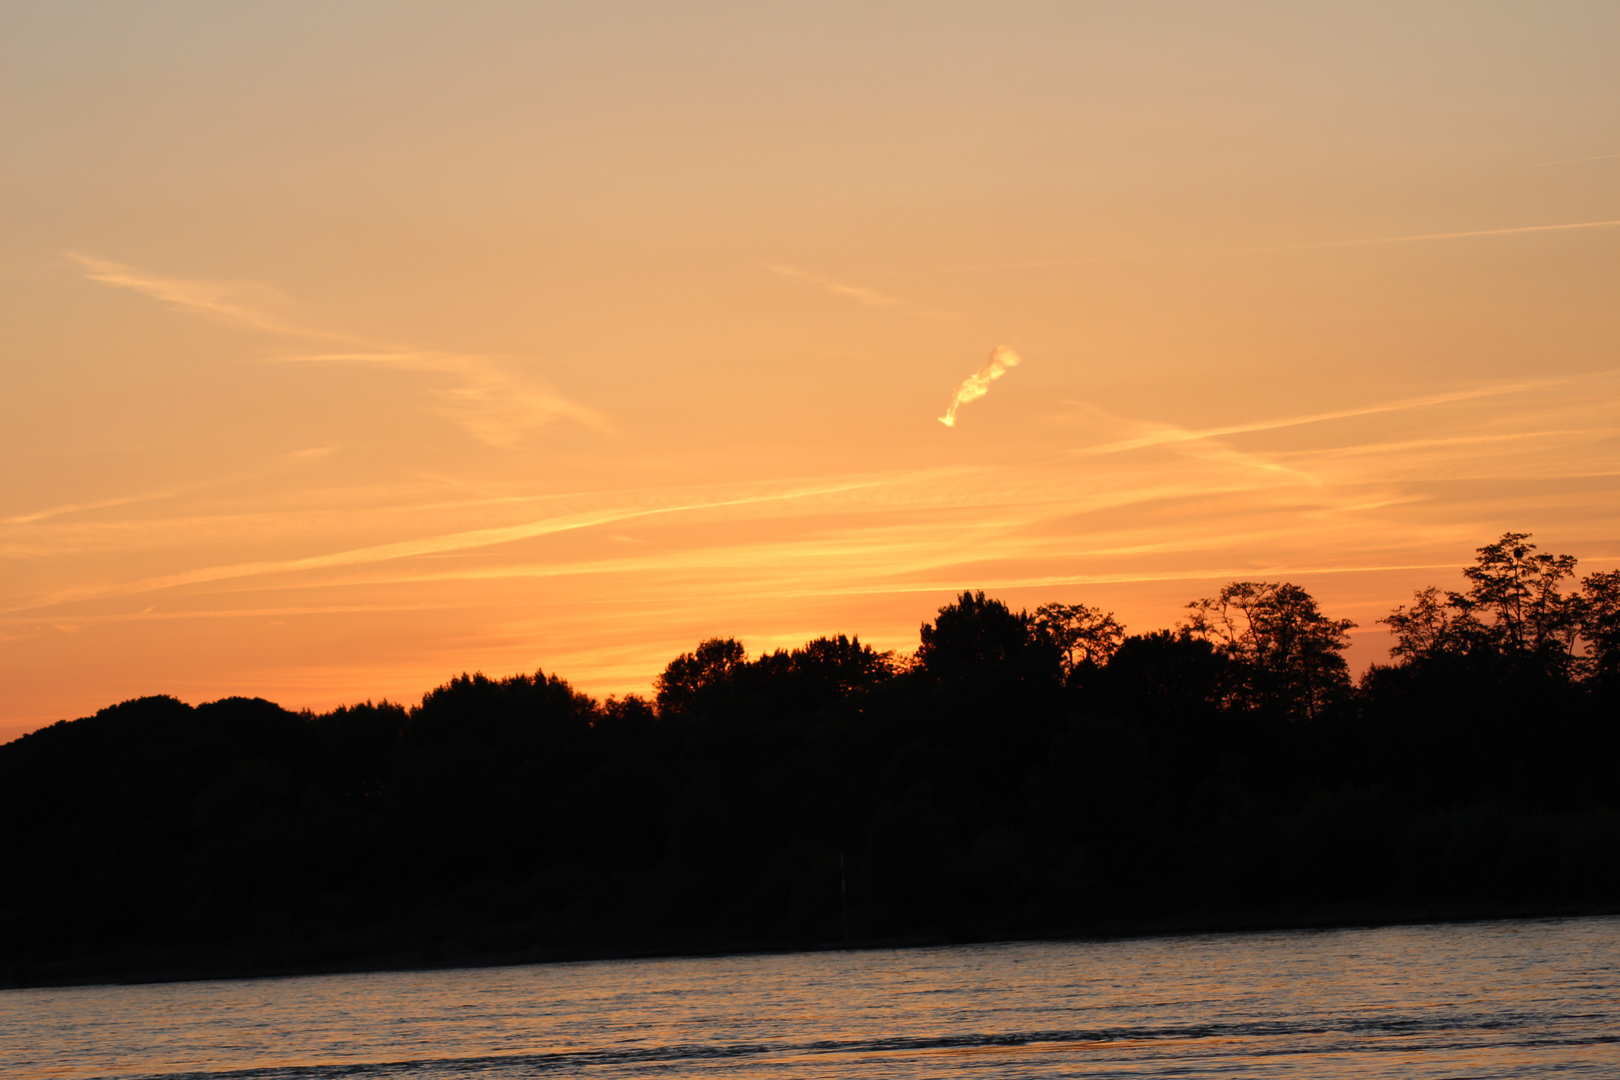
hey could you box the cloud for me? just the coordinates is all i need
[1263,218,1620,253]
[67,252,611,446]
[2,443,342,525]
[1,489,181,526]
[939,346,1022,427]
[1516,152,1620,169]
[932,219,1620,274]
[1067,372,1608,457]
[278,351,616,443]
[66,253,336,339]
[763,263,901,307]
[4,472,923,612]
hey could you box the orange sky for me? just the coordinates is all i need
[3,4,1618,740]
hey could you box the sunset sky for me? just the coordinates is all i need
[3,3,1618,739]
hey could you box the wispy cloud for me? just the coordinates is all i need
[66,252,612,446]
[4,472,931,612]
[1270,429,1619,462]
[1067,372,1606,457]
[283,446,337,464]
[1515,152,1620,169]
[1261,218,1620,252]
[276,351,615,444]
[1,442,340,526]
[1,489,183,527]
[67,253,344,338]
[9,601,467,629]
[763,263,902,307]
[930,219,1620,274]
[939,346,1022,427]
[8,363,1618,712]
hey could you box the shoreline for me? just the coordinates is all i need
[10,898,1618,992]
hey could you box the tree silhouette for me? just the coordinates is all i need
[1579,569,1620,681]
[1380,532,1584,679]
[655,638,747,716]
[1184,581,1355,719]
[1034,602,1124,684]
[1451,532,1580,661]
[1381,585,1476,663]
[777,634,897,696]
[1097,630,1231,718]
[5,534,1619,987]
[917,591,1061,689]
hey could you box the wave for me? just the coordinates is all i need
[90,1014,1620,1080]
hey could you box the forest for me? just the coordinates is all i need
[2,532,1617,985]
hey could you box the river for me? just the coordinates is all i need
[8,916,1618,1078]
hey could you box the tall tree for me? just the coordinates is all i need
[1184,581,1355,719]
[1381,585,1480,663]
[917,591,1061,689]
[656,638,747,716]
[1579,569,1620,681]
[1450,532,1580,658]
[1033,602,1125,684]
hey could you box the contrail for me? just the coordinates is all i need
[762,263,901,307]
[1516,152,1620,169]
[939,346,1022,427]
[1068,368,1617,458]
[2,473,927,613]
[927,218,1620,275]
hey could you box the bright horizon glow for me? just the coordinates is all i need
[2,3,1618,737]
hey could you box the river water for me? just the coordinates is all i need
[8,916,1618,1079]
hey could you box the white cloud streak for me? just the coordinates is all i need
[763,263,902,307]
[932,219,1620,275]
[1261,218,1620,252]
[8,364,1617,713]
[1067,372,1610,457]
[4,473,934,613]
[939,346,1022,427]
[66,252,611,446]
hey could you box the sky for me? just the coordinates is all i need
[3,2,1618,739]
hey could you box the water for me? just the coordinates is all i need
[8,917,1618,1079]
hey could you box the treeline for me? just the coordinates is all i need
[1,532,1617,984]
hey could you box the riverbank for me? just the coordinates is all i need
[10,898,1619,990]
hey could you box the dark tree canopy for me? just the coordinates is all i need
[1380,532,1607,681]
[1034,602,1124,685]
[1581,569,1620,681]
[1454,532,1580,655]
[1184,581,1355,719]
[916,590,1062,690]
[655,637,748,716]
[2,531,1617,987]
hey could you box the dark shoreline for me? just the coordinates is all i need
[11,900,1618,991]
[8,567,1619,995]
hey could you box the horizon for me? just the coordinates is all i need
[4,3,1618,741]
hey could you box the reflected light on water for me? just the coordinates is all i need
[4,916,1618,1079]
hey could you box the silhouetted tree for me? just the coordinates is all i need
[7,540,1620,988]
[1381,585,1477,663]
[778,635,897,697]
[1380,532,1583,680]
[1095,630,1231,719]
[917,591,1062,689]
[1185,581,1354,719]
[1034,602,1124,685]
[655,638,747,716]
[1452,532,1580,663]
[1579,569,1620,681]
